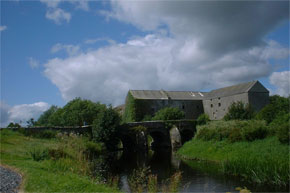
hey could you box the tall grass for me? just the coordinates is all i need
[128,166,182,193]
[0,129,118,192]
[178,137,289,187]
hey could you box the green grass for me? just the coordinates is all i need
[0,129,119,192]
[178,137,290,186]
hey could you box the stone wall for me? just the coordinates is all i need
[203,93,249,120]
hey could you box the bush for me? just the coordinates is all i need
[92,106,120,150]
[196,114,210,125]
[29,148,49,161]
[241,120,268,141]
[224,101,255,121]
[7,122,21,128]
[269,113,290,144]
[152,107,185,121]
[276,123,289,144]
[256,95,289,124]
[195,120,268,142]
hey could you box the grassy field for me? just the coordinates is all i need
[0,129,119,192]
[178,136,289,186]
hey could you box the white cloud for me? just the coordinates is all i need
[28,57,39,69]
[40,0,89,24]
[0,102,50,127]
[270,71,290,97]
[84,37,116,45]
[43,35,286,106]
[51,43,80,56]
[46,8,71,25]
[0,25,7,32]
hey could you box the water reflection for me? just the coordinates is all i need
[90,149,288,192]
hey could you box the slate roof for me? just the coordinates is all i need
[128,80,268,101]
[206,80,268,99]
[129,90,207,100]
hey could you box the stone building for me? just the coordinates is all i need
[123,80,269,121]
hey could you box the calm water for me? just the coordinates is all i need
[90,149,288,193]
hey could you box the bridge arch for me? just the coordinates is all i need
[148,130,171,149]
[179,129,194,144]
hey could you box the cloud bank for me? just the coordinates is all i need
[270,71,290,97]
[0,102,50,127]
[42,1,289,106]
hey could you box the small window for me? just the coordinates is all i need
[196,105,199,109]
[151,107,155,113]
[211,104,213,108]
[218,97,221,100]
[218,103,221,107]
[182,105,185,109]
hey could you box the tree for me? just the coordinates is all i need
[224,101,254,121]
[92,106,121,150]
[152,107,185,121]
[26,118,36,127]
[256,95,290,124]
[7,122,21,128]
[197,113,210,125]
[36,105,59,126]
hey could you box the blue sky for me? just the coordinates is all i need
[1,0,289,126]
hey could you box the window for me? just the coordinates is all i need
[211,104,213,108]
[218,97,221,100]
[196,105,199,109]
[151,107,155,113]
[218,103,221,107]
[182,104,185,109]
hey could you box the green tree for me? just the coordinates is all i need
[256,95,290,124]
[197,113,210,125]
[224,101,254,121]
[92,106,120,150]
[152,107,185,121]
[7,122,21,128]
[26,118,36,127]
[36,105,59,126]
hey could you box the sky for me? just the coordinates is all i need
[0,0,289,126]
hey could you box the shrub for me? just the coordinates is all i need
[142,114,152,121]
[152,107,185,121]
[38,130,57,139]
[196,114,210,125]
[195,120,268,142]
[241,120,268,141]
[256,95,289,124]
[224,101,255,121]
[268,113,290,144]
[29,148,49,161]
[276,123,289,144]
[92,106,120,150]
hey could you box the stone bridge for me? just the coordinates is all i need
[118,120,196,150]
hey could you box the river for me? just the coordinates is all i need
[90,148,288,193]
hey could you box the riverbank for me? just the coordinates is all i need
[177,136,289,187]
[0,129,119,192]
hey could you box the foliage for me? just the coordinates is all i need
[195,120,268,143]
[269,113,290,144]
[276,123,289,144]
[224,101,255,121]
[36,105,59,126]
[7,122,21,128]
[256,95,289,124]
[0,129,118,192]
[178,137,289,186]
[36,98,106,126]
[18,129,57,139]
[152,107,185,121]
[29,148,49,161]
[123,92,151,122]
[142,114,152,121]
[196,113,210,125]
[26,118,36,127]
[128,167,151,193]
[92,106,121,150]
